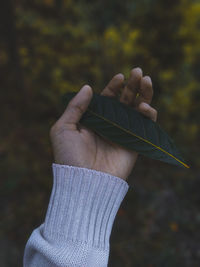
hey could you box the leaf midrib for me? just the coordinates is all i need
[87,108,189,169]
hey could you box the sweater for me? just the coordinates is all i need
[23,163,129,267]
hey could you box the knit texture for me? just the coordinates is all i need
[23,163,129,267]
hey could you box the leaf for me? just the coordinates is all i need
[62,92,189,168]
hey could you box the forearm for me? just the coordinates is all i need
[23,163,129,267]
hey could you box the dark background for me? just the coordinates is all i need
[0,0,199,266]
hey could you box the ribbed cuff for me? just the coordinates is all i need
[43,163,129,250]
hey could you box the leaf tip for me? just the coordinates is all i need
[183,162,190,169]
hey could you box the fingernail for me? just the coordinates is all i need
[143,76,152,84]
[79,85,92,94]
[140,102,149,111]
[115,73,124,80]
[135,67,143,75]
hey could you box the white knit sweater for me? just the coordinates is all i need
[23,163,129,267]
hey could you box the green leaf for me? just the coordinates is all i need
[62,92,189,168]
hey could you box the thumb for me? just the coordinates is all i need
[60,85,93,125]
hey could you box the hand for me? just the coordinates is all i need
[50,68,157,181]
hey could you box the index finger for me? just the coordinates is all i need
[101,73,125,97]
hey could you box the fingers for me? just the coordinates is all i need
[137,102,158,122]
[58,85,93,126]
[101,73,124,97]
[120,68,143,106]
[135,76,153,106]
[101,68,157,123]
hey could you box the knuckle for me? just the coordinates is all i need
[49,122,61,137]
[50,120,69,139]
[71,104,84,115]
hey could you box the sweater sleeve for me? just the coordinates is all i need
[23,163,129,267]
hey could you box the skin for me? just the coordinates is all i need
[50,67,157,181]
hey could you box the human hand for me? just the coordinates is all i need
[50,68,157,181]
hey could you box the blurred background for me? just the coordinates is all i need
[0,0,199,266]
